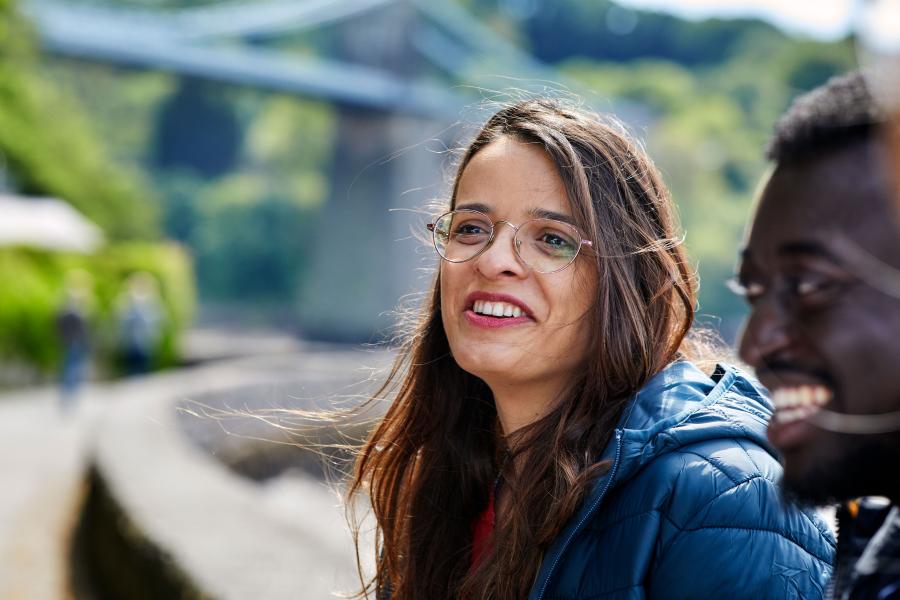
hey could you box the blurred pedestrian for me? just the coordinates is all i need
[347,98,834,600]
[737,72,900,600]
[56,270,93,412]
[116,271,163,376]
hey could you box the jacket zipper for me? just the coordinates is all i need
[533,429,624,600]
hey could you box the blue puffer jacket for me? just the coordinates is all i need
[528,361,836,600]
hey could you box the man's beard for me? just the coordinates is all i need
[779,432,900,506]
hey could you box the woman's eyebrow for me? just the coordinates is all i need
[453,203,577,226]
[455,202,492,213]
[529,207,576,226]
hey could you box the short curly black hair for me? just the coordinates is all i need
[766,71,887,164]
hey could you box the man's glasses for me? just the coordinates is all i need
[426,209,593,274]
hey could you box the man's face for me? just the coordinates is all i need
[737,139,900,504]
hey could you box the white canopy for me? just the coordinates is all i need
[0,194,104,253]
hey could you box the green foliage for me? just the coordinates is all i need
[244,95,334,208]
[0,1,159,240]
[561,37,856,334]
[191,176,319,303]
[466,0,783,65]
[151,94,335,307]
[40,61,337,315]
[0,244,195,373]
[42,61,175,169]
[563,59,697,115]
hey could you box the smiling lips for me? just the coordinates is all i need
[772,385,832,425]
[464,292,533,329]
[473,299,524,318]
[767,384,833,450]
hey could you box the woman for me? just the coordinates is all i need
[347,99,835,599]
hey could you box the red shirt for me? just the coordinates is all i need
[471,490,495,568]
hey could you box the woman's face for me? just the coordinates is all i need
[440,136,597,400]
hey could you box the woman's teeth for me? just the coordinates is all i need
[771,385,832,425]
[472,300,523,318]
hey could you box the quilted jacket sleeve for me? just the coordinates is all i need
[646,441,835,600]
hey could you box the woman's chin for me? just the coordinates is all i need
[453,351,533,384]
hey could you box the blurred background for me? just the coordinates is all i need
[0,0,872,598]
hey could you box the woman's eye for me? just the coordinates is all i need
[450,220,491,245]
[454,221,489,235]
[536,231,576,254]
[542,234,568,247]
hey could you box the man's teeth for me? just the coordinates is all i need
[772,386,831,409]
[771,385,832,425]
[472,300,523,318]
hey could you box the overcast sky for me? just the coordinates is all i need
[616,0,858,40]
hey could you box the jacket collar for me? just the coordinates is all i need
[528,361,774,600]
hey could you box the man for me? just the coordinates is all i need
[737,71,900,599]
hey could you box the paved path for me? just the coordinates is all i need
[0,337,391,599]
[0,389,86,600]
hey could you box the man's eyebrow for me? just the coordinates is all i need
[778,241,842,262]
[528,207,577,226]
[455,202,491,213]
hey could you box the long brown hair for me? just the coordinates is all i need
[347,98,697,599]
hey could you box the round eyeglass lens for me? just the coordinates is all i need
[432,211,492,262]
[516,219,581,273]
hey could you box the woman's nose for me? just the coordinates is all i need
[474,223,528,278]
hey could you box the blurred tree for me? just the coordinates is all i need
[41,61,175,168]
[464,0,784,65]
[154,95,335,309]
[560,37,853,336]
[0,0,197,378]
[244,95,334,209]
[153,79,243,178]
[0,243,194,375]
[0,0,159,240]
[193,187,313,303]
[41,53,337,316]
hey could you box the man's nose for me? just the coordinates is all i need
[737,297,792,368]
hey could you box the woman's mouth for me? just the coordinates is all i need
[463,294,534,329]
[472,300,524,318]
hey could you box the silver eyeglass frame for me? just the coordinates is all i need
[426,209,593,274]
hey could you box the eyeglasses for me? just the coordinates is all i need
[426,209,593,274]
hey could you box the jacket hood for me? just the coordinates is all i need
[605,360,776,488]
[528,360,776,600]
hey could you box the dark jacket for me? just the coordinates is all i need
[528,361,835,600]
[829,500,900,599]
